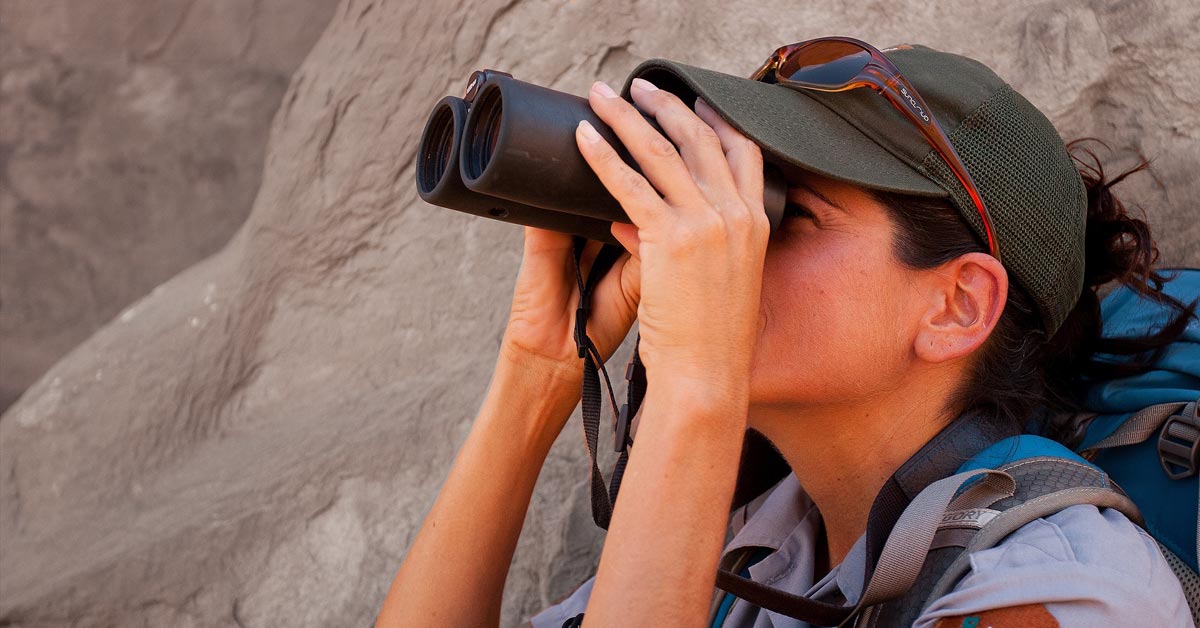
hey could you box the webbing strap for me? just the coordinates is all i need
[573,237,644,529]
[1081,400,1193,453]
[713,412,1018,626]
[857,412,1019,597]
[922,485,1143,608]
[855,470,1015,611]
[713,468,1014,627]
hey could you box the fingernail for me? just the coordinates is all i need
[578,120,601,142]
[632,78,658,92]
[694,97,711,113]
[592,81,618,98]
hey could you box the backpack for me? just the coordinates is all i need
[859,268,1200,626]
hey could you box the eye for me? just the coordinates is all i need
[783,201,817,222]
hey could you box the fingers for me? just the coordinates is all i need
[521,225,575,257]
[626,79,742,212]
[578,78,768,251]
[582,79,761,230]
[575,119,672,229]
[609,222,641,258]
[516,226,577,309]
[523,228,606,291]
[584,81,701,208]
[693,98,766,216]
[594,247,641,328]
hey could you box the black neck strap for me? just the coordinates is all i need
[572,238,641,530]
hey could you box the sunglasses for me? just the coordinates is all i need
[750,36,1001,261]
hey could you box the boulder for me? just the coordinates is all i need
[0,0,339,411]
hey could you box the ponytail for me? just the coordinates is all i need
[1037,139,1197,441]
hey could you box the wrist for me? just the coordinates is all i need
[647,371,750,416]
[488,344,583,444]
[496,342,582,395]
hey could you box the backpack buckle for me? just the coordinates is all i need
[1158,404,1199,480]
[573,305,590,358]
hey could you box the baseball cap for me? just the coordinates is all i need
[618,44,1087,335]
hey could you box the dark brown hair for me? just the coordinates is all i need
[871,139,1197,441]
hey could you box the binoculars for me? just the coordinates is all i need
[416,69,788,245]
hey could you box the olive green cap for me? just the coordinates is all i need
[620,44,1087,335]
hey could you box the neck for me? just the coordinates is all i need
[748,374,958,567]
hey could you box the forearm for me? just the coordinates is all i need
[584,379,749,626]
[376,356,581,627]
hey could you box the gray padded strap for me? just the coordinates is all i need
[844,469,1015,624]
[1082,400,1194,453]
[922,486,1143,608]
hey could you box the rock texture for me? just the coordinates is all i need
[2,1,1198,626]
[0,0,339,412]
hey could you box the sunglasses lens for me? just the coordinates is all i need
[778,40,871,87]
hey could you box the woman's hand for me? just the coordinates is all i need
[498,229,641,401]
[575,78,770,403]
[574,78,770,625]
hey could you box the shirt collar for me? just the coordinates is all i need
[720,472,872,626]
[723,472,819,555]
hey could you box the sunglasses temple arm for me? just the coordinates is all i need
[748,53,782,82]
[867,69,1001,261]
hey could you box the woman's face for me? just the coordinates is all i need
[748,171,931,415]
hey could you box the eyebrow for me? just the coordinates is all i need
[790,181,849,214]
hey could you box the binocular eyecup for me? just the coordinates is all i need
[417,70,787,245]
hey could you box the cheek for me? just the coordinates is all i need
[752,237,914,400]
[759,235,883,337]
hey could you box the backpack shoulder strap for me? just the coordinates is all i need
[920,469,1141,602]
[857,436,1142,627]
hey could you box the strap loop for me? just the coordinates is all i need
[573,306,590,358]
[571,237,643,529]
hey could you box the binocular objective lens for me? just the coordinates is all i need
[465,85,503,181]
[419,106,456,194]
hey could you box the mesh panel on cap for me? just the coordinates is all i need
[918,85,1087,335]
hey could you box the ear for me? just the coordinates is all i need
[913,253,1008,365]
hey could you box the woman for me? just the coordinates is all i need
[378,40,1194,626]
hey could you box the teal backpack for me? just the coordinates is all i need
[1071,268,1199,576]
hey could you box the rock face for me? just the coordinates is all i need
[0,0,339,412]
[2,1,1198,626]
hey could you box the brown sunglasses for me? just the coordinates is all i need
[750,36,1001,261]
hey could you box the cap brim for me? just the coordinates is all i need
[619,59,948,198]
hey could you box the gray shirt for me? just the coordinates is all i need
[530,472,1191,627]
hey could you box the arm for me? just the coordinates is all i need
[376,224,641,626]
[584,381,748,625]
[569,79,770,624]
[375,353,580,627]
[580,91,765,617]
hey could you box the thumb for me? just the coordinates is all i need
[515,226,577,307]
[610,222,641,260]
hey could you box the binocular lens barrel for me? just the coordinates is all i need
[418,105,456,196]
[417,71,786,244]
[465,86,504,182]
[417,95,619,243]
